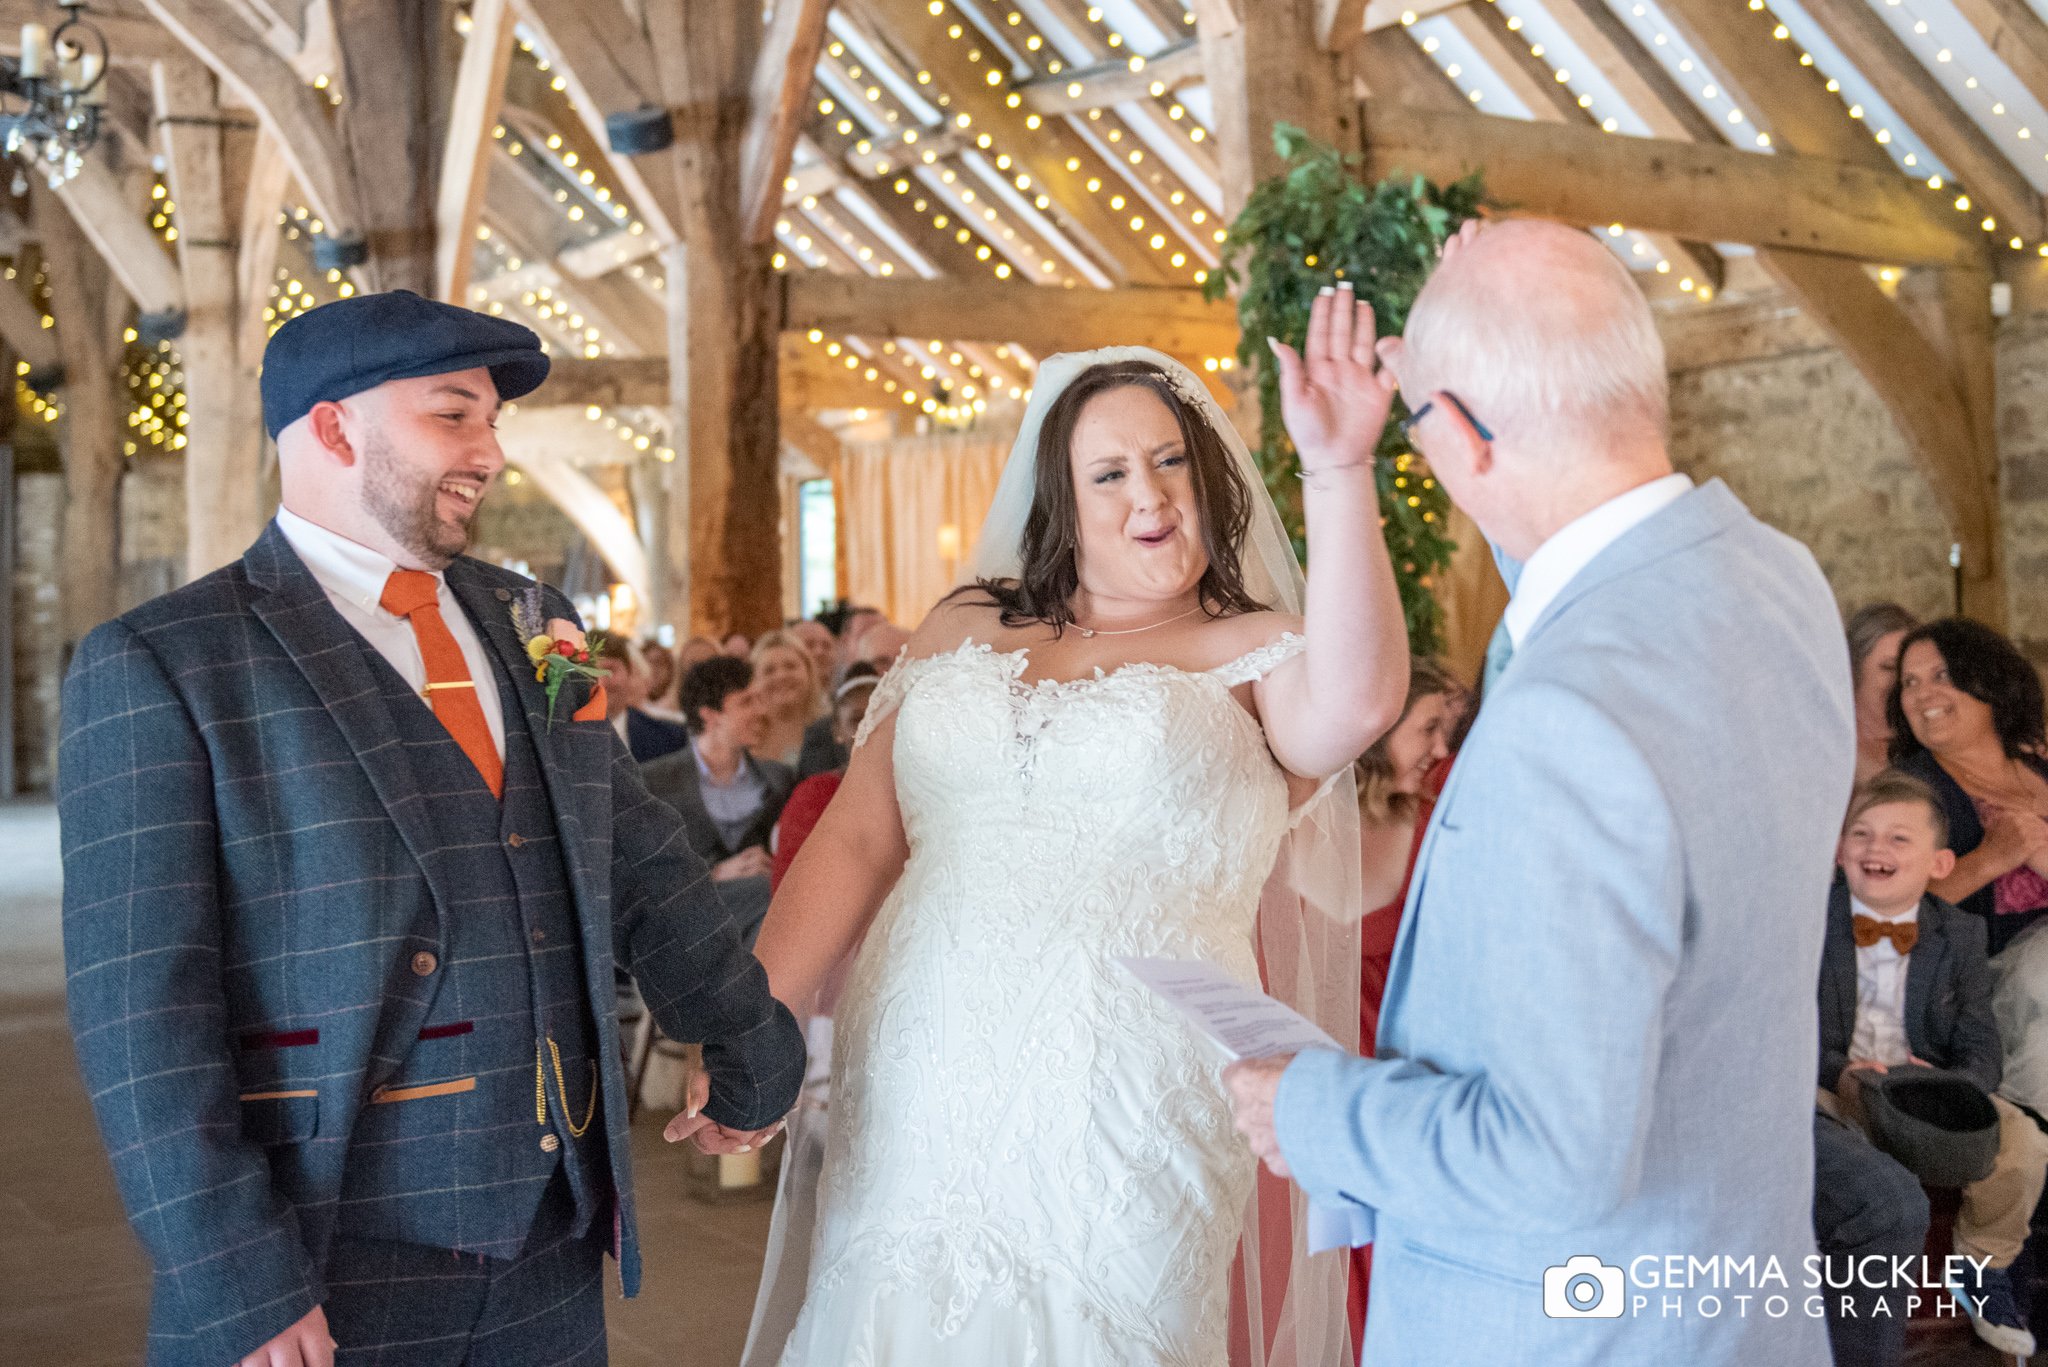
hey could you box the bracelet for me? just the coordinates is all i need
[1296,458,1373,482]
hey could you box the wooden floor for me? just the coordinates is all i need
[0,795,2029,1366]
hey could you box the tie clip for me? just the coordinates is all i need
[421,681,476,695]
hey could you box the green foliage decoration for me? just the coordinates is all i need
[1203,123,1483,654]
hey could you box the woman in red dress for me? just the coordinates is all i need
[1347,656,1470,1346]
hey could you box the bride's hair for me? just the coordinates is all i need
[969,361,1267,632]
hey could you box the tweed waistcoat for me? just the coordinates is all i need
[334,625,605,1258]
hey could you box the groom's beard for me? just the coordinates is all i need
[361,429,479,570]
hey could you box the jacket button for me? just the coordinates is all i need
[507,833,525,848]
[540,1133,561,1153]
[530,928,546,945]
[410,951,438,976]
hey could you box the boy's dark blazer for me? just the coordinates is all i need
[58,522,804,1364]
[1817,878,2002,1094]
[639,744,797,864]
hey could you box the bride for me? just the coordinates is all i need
[748,285,1409,1365]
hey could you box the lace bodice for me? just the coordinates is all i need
[775,633,1306,1366]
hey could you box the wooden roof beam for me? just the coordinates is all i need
[435,0,517,302]
[53,152,184,317]
[1015,38,1204,116]
[740,0,836,243]
[1440,3,1721,292]
[1360,99,1978,266]
[140,0,369,253]
[1948,0,2048,116]
[779,271,1237,358]
[854,0,1181,284]
[1797,0,2044,243]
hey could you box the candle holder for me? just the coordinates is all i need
[0,1,109,190]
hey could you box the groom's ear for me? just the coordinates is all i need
[305,400,358,467]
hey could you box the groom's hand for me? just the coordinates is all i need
[235,1304,334,1367]
[1224,1055,1297,1180]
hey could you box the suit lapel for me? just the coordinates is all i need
[245,523,447,903]
[1903,898,1944,1058]
[1823,882,1859,1051]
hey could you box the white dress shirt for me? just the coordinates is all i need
[1501,473,1693,647]
[1848,894,1917,1069]
[274,507,507,760]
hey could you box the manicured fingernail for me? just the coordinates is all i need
[1318,286,1334,296]
[1265,336,1282,354]
[737,1144,753,1153]
[686,1104,699,1118]
[1337,279,1354,290]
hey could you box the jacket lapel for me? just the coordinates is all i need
[1903,896,1945,1058]
[1823,881,1859,1051]
[245,522,447,902]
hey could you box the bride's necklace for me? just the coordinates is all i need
[1073,604,1203,638]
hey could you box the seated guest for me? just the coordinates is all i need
[1888,618,2048,954]
[776,665,881,889]
[593,636,645,746]
[854,620,910,671]
[789,619,838,692]
[640,657,796,943]
[623,638,689,763]
[796,660,880,779]
[676,634,719,674]
[722,631,752,658]
[752,629,825,769]
[1992,919,2048,1124]
[836,607,883,671]
[1816,771,2048,1358]
[1847,603,1918,785]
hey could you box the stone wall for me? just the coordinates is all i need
[10,472,61,793]
[1666,302,2045,669]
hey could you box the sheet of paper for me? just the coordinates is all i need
[1116,956,1342,1060]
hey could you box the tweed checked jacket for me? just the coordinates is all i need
[59,521,806,1366]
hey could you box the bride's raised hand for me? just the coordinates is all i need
[1265,282,1398,474]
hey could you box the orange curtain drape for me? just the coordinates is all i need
[839,432,1011,626]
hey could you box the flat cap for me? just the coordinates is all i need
[260,289,550,438]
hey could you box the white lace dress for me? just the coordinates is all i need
[772,632,1306,1367]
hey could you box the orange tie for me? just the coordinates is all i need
[380,570,504,799]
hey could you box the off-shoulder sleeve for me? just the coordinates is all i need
[852,646,916,751]
[1210,630,1306,687]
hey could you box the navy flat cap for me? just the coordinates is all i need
[260,289,551,438]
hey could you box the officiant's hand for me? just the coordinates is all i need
[1265,283,1397,473]
[1224,1055,1296,1180]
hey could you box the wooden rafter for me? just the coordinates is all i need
[740,0,836,243]
[1015,38,1204,116]
[1797,0,2044,243]
[507,0,683,245]
[436,0,517,302]
[141,0,368,253]
[1358,100,1979,267]
[1948,0,2048,115]
[1544,0,1721,144]
[1438,3,1721,292]
[1655,0,2003,623]
[780,272,1236,357]
[53,153,184,317]
[856,0,1180,283]
[1193,0,1354,214]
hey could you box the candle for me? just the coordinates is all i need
[56,45,82,91]
[77,52,102,104]
[18,23,47,79]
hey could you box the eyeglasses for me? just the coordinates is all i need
[1399,392,1494,443]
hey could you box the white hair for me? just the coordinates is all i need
[1402,226,1668,455]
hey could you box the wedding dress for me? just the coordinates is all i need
[771,630,1308,1367]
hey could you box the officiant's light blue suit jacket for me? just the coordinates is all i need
[1275,480,1854,1366]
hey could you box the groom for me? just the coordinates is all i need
[59,291,803,1366]
[1227,222,1854,1365]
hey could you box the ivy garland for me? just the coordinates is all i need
[1203,123,1484,655]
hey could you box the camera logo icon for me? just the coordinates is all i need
[1543,1255,1625,1319]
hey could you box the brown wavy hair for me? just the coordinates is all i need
[1355,656,1465,824]
[967,361,1268,631]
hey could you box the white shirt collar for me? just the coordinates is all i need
[1850,893,1920,926]
[1501,473,1693,647]
[274,506,425,618]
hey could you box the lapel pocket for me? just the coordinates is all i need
[571,681,608,724]
[238,1091,320,1145]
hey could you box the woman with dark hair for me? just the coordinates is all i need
[747,299,1409,1367]
[1846,603,1918,784]
[1888,618,2048,954]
